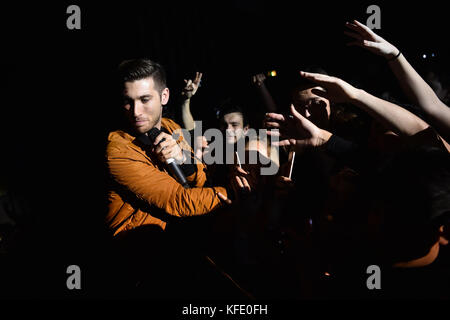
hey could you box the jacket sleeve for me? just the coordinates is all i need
[107,143,227,217]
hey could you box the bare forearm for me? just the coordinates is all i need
[352,89,429,136]
[181,98,196,131]
[389,54,450,140]
[389,54,441,110]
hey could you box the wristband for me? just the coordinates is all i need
[388,51,401,61]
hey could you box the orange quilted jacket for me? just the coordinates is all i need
[105,118,227,236]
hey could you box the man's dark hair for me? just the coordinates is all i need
[216,98,249,127]
[117,59,167,93]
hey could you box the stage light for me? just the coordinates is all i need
[422,54,427,59]
[267,70,277,77]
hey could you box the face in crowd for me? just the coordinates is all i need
[121,77,169,134]
[292,86,331,129]
[220,111,249,144]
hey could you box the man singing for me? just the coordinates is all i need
[106,59,237,237]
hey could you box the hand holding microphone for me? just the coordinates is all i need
[148,128,189,188]
[150,130,186,164]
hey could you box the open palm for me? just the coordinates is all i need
[345,20,399,59]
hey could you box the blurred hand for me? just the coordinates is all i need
[252,73,266,87]
[275,175,294,189]
[265,104,332,152]
[182,72,203,99]
[216,166,254,206]
[229,166,256,200]
[153,132,185,164]
[345,20,399,60]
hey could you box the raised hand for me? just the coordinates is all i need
[265,104,332,152]
[299,71,360,104]
[182,72,203,99]
[345,20,399,60]
[252,73,266,87]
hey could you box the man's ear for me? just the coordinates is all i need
[161,88,170,105]
[243,125,249,134]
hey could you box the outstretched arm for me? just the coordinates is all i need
[345,20,450,141]
[299,71,429,137]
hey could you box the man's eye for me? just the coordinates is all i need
[141,98,150,103]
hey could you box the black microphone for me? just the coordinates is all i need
[148,127,190,189]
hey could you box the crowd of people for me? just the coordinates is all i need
[66,20,449,299]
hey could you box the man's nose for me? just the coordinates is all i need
[133,101,144,117]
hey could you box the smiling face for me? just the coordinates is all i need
[292,87,331,129]
[121,77,169,134]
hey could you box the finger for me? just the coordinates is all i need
[235,166,249,176]
[241,176,251,192]
[155,143,168,154]
[353,20,377,37]
[290,104,306,121]
[157,136,175,150]
[265,112,286,122]
[153,132,169,146]
[345,21,366,35]
[161,148,174,159]
[235,176,244,189]
[362,40,383,50]
[160,139,177,154]
[184,79,188,83]
[299,71,331,84]
[279,176,293,183]
[266,130,281,137]
[264,121,281,129]
[217,192,232,205]
[275,140,292,147]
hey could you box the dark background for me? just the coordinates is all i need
[1,0,449,298]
